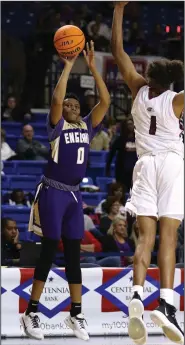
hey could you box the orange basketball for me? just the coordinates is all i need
[54,25,85,58]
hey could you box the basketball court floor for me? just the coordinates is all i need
[1,336,177,345]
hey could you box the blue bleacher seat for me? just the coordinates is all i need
[2,122,47,136]
[96,177,115,193]
[5,135,18,150]
[2,122,22,136]
[86,166,105,182]
[17,224,28,232]
[29,123,47,136]
[6,135,49,150]
[89,151,108,165]
[9,175,38,191]
[19,232,31,241]
[3,161,17,175]
[81,192,106,206]
[31,112,47,123]
[1,206,30,223]
[2,175,10,190]
[16,161,47,175]
[86,164,115,182]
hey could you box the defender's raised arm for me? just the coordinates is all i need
[111,2,146,98]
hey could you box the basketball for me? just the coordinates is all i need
[54,25,85,58]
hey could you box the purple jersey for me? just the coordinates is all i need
[44,114,101,185]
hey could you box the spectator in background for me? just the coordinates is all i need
[2,95,32,123]
[107,119,118,148]
[6,189,33,207]
[16,124,48,160]
[82,90,96,117]
[149,24,165,55]
[2,95,17,121]
[2,32,26,101]
[87,14,111,51]
[84,214,96,231]
[106,118,137,192]
[1,218,22,266]
[100,215,135,267]
[1,128,16,161]
[95,182,125,215]
[100,196,122,235]
[90,127,110,151]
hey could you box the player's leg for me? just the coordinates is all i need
[150,152,184,343]
[125,156,158,344]
[63,236,82,312]
[128,216,157,345]
[150,217,184,343]
[62,191,89,340]
[20,186,66,340]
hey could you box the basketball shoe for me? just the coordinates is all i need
[128,292,147,345]
[20,312,44,340]
[65,313,89,341]
[150,299,184,344]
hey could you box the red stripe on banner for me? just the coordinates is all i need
[19,269,34,314]
[63,305,70,312]
[102,269,121,312]
[180,269,184,311]
[144,268,159,311]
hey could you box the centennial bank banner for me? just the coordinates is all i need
[1,268,184,337]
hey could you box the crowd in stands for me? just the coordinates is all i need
[1,2,184,268]
[2,2,184,105]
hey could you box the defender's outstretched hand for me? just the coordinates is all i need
[114,1,129,8]
[83,41,96,70]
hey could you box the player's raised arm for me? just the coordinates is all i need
[111,2,146,98]
[83,41,111,128]
[173,91,184,119]
[50,56,77,126]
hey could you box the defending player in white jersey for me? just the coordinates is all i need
[111,2,184,345]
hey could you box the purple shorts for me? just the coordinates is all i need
[37,185,84,240]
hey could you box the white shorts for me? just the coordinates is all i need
[125,152,184,221]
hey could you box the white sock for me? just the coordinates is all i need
[132,285,144,300]
[160,288,174,306]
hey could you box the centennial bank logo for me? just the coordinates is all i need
[95,269,160,316]
[12,269,89,318]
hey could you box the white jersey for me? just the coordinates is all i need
[131,85,184,158]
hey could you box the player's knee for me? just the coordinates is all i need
[160,227,178,248]
[34,237,59,282]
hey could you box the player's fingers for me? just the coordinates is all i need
[90,40,94,52]
[86,42,90,53]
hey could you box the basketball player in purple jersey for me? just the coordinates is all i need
[20,41,110,340]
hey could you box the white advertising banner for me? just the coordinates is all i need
[1,267,184,337]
